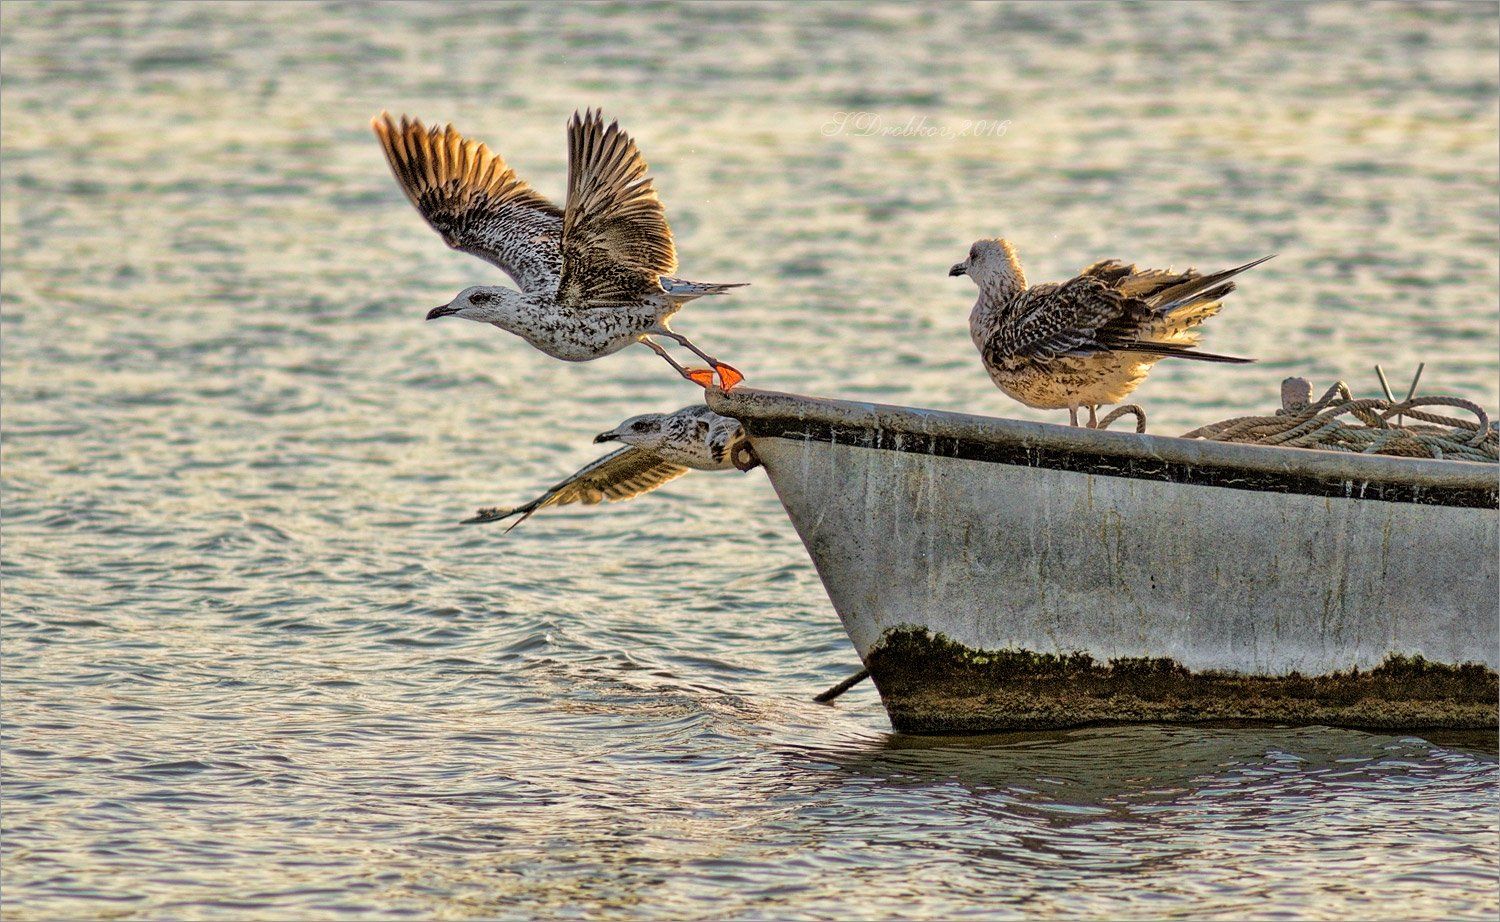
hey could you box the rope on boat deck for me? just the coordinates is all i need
[1096,405,1147,432]
[1181,379,1498,463]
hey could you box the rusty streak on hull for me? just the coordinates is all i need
[867,628,1499,734]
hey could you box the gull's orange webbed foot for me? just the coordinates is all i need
[713,363,745,390]
[685,367,716,388]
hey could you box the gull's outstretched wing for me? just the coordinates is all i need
[372,112,564,293]
[554,109,678,310]
[463,446,689,532]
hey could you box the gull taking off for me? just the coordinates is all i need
[373,109,746,389]
[464,406,756,531]
[950,239,1270,426]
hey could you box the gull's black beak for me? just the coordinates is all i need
[426,304,458,320]
[948,262,968,277]
[594,430,618,444]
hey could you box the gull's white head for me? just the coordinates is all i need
[594,412,669,451]
[949,238,1026,294]
[426,286,522,324]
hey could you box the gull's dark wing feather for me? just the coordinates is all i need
[463,446,689,532]
[555,109,678,310]
[373,112,563,293]
[983,277,1146,366]
[1079,259,1192,299]
[987,274,1252,367]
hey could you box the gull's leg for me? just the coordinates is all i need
[1068,404,1080,427]
[655,330,744,390]
[641,337,714,388]
[1087,405,1099,428]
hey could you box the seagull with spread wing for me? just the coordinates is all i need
[950,238,1270,426]
[373,109,746,389]
[464,405,756,531]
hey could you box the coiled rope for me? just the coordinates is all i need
[1181,379,1497,463]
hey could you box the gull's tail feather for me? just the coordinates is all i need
[660,277,748,301]
[1121,342,1255,364]
[1149,281,1237,341]
[1143,256,1272,343]
[1150,255,1275,314]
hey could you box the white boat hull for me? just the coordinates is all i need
[710,389,1498,733]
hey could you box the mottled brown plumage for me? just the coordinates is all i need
[373,109,746,388]
[372,113,562,294]
[464,447,690,532]
[557,108,678,310]
[464,406,754,532]
[951,239,1268,426]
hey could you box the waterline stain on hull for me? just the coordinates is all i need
[867,628,1499,734]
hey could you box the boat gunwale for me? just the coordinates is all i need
[707,388,1499,503]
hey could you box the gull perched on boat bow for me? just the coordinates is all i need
[373,109,746,389]
[951,238,1270,426]
[464,406,756,531]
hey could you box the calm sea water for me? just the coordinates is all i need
[3,2,1497,919]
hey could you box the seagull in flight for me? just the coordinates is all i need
[951,238,1269,426]
[373,109,746,389]
[464,405,756,531]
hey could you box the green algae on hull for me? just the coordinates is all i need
[865,628,1499,734]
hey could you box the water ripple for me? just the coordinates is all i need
[4,1,1498,919]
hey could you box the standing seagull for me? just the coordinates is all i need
[464,406,756,531]
[950,238,1270,426]
[373,109,746,389]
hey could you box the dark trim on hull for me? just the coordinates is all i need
[866,629,1500,734]
[707,388,1499,510]
[741,419,1498,509]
